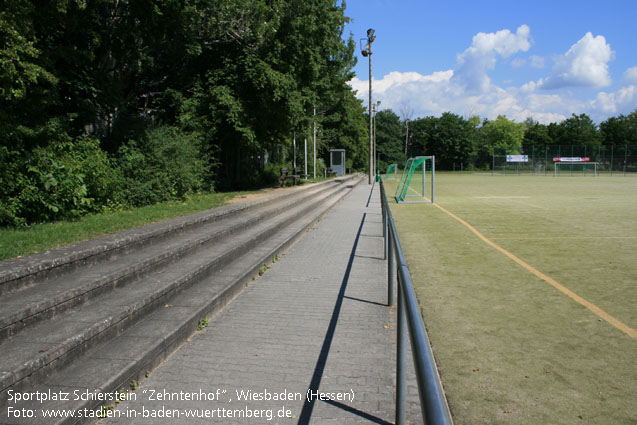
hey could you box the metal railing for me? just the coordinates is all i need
[379,180,453,425]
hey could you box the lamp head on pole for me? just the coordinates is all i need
[360,39,369,56]
[367,28,376,42]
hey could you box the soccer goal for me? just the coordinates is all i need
[395,156,435,203]
[553,157,598,176]
[385,164,397,180]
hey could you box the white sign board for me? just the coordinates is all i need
[553,157,590,162]
[506,155,528,162]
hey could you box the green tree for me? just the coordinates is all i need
[547,122,563,146]
[374,110,405,172]
[407,116,436,159]
[480,115,525,154]
[475,115,524,169]
[0,2,56,102]
[319,88,368,170]
[522,118,553,152]
[600,110,637,146]
[556,113,600,147]
[0,0,367,224]
[426,113,476,170]
[190,0,361,188]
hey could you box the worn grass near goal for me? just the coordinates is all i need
[385,174,636,425]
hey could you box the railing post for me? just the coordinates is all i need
[382,181,394,307]
[384,197,388,260]
[381,183,387,260]
[387,228,395,307]
[396,277,407,425]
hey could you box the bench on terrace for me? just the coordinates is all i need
[279,167,304,187]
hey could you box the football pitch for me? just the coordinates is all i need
[384,174,636,425]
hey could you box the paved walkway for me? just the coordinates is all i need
[102,183,421,425]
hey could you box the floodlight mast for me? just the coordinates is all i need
[372,101,381,179]
[361,28,376,184]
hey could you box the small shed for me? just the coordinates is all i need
[329,149,346,176]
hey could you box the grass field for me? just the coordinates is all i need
[385,174,637,425]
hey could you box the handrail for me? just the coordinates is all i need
[379,180,453,425]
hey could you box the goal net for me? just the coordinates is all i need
[385,164,397,180]
[553,157,598,176]
[394,156,435,203]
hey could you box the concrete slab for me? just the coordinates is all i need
[102,183,423,425]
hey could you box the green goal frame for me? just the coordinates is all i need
[385,164,397,180]
[395,156,435,203]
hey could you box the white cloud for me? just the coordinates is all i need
[512,58,526,68]
[538,32,614,89]
[530,55,545,68]
[512,55,544,70]
[349,70,454,109]
[520,81,537,93]
[452,25,531,93]
[373,70,453,93]
[348,28,633,125]
[351,70,568,124]
[590,85,636,114]
[623,66,637,84]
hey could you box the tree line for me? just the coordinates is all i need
[374,110,637,172]
[0,0,368,226]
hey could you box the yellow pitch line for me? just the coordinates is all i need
[492,236,637,241]
[434,203,637,339]
[406,182,431,200]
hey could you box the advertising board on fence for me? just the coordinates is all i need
[553,157,590,162]
[506,155,528,162]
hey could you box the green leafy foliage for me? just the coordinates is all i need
[522,118,553,151]
[599,110,637,146]
[0,135,119,225]
[424,112,478,170]
[554,114,601,147]
[1,0,369,227]
[380,110,637,171]
[0,2,56,102]
[374,110,405,172]
[117,127,210,207]
[479,115,526,157]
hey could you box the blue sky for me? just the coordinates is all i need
[343,0,637,124]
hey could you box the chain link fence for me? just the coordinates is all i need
[489,145,637,176]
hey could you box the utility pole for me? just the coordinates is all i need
[373,100,381,175]
[400,104,413,157]
[368,49,373,183]
[371,102,377,177]
[313,106,317,179]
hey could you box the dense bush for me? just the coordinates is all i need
[116,127,211,207]
[0,127,212,226]
[260,162,286,187]
[0,136,119,226]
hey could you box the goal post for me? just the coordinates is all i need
[394,156,435,203]
[553,157,598,176]
[385,164,397,180]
